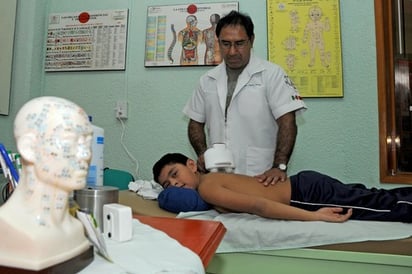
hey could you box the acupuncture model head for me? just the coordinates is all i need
[0,96,93,271]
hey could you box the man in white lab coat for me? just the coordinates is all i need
[183,10,306,185]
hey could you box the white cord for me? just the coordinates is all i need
[117,117,139,179]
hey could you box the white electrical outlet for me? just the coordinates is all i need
[115,100,128,119]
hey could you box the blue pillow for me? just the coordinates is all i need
[158,186,211,213]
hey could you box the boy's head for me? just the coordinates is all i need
[154,153,212,213]
[152,153,199,189]
[153,153,188,182]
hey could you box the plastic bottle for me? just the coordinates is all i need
[87,116,104,187]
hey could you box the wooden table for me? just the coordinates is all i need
[133,215,226,267]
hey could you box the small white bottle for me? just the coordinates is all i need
[87,116,104,186]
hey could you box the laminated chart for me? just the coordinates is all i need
[267,0,343,97]
[45,9,128,71]
[144,2,238,67]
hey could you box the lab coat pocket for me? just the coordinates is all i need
[246,146,275,176]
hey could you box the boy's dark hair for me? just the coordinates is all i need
[215,10,254,40]
[152,153,189,183]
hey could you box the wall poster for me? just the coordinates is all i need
[144,2,238,67]
[45,9,128,72]
[267,0,343,97]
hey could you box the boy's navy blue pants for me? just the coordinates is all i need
[289,171,412,222]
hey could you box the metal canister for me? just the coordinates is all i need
[74,186,119,231]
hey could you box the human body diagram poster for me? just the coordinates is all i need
[267,0,343,97]
[145,2,238,67]
[45,9,128,72]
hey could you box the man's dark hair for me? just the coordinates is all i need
[215,10,254,39]
[152,153,189,183]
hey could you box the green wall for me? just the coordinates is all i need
[0,0,392,187]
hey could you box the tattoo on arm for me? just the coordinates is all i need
[274,112,297,166]
[188,119,207,156]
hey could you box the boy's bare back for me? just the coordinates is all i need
[198,172,292,211]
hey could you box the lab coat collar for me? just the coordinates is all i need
[243,52,266,75]
[206,53,266,113]
[206,53,265,80]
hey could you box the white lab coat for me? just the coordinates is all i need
[183,54,307,175]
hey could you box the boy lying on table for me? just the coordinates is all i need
[152,153,412,223]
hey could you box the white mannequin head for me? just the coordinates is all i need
[0,96,92,270]
[14,96,93,191]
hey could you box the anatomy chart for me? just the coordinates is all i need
[145,2,238,67]
[45,9,128,71]
[267,0,343,97]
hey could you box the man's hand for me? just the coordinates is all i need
[254,167,287,186]
[315,207,352,223]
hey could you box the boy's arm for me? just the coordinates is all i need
[198,182,351,222]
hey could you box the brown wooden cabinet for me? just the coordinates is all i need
[375,0,412,184]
